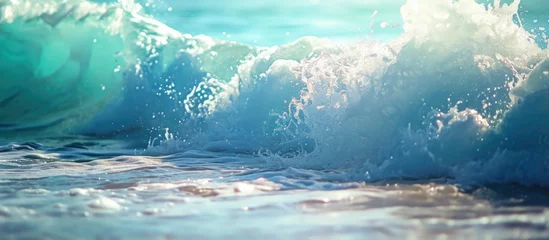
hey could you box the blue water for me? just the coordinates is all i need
[1,0,549,239]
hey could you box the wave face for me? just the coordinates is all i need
[1,0,549,186]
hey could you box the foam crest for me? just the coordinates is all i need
[280,0,549,185]
[0,0,548,187]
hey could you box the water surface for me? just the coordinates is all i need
[1,0,549,239]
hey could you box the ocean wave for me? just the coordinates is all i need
[1,0,549,186]
[278,0,549,186]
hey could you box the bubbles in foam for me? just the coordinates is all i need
[1,0,548,186]
[273,0,549,185]
[132,0,549,187]
[89,197,122,211]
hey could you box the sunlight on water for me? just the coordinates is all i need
[134,0,407,45]
[0,0,549,239]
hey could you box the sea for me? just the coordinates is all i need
[0,0,549,239]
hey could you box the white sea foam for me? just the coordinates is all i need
[0,0,548,186]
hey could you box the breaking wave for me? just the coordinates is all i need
[1,0,548,186]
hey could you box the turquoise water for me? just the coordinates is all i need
[148,0,406,45]
[1,0,549,239]
[141,0,548,46]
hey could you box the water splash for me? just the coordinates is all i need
[0,0,548,186]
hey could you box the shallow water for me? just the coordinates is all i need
[2,140,549,239]
[1,0,549,239]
